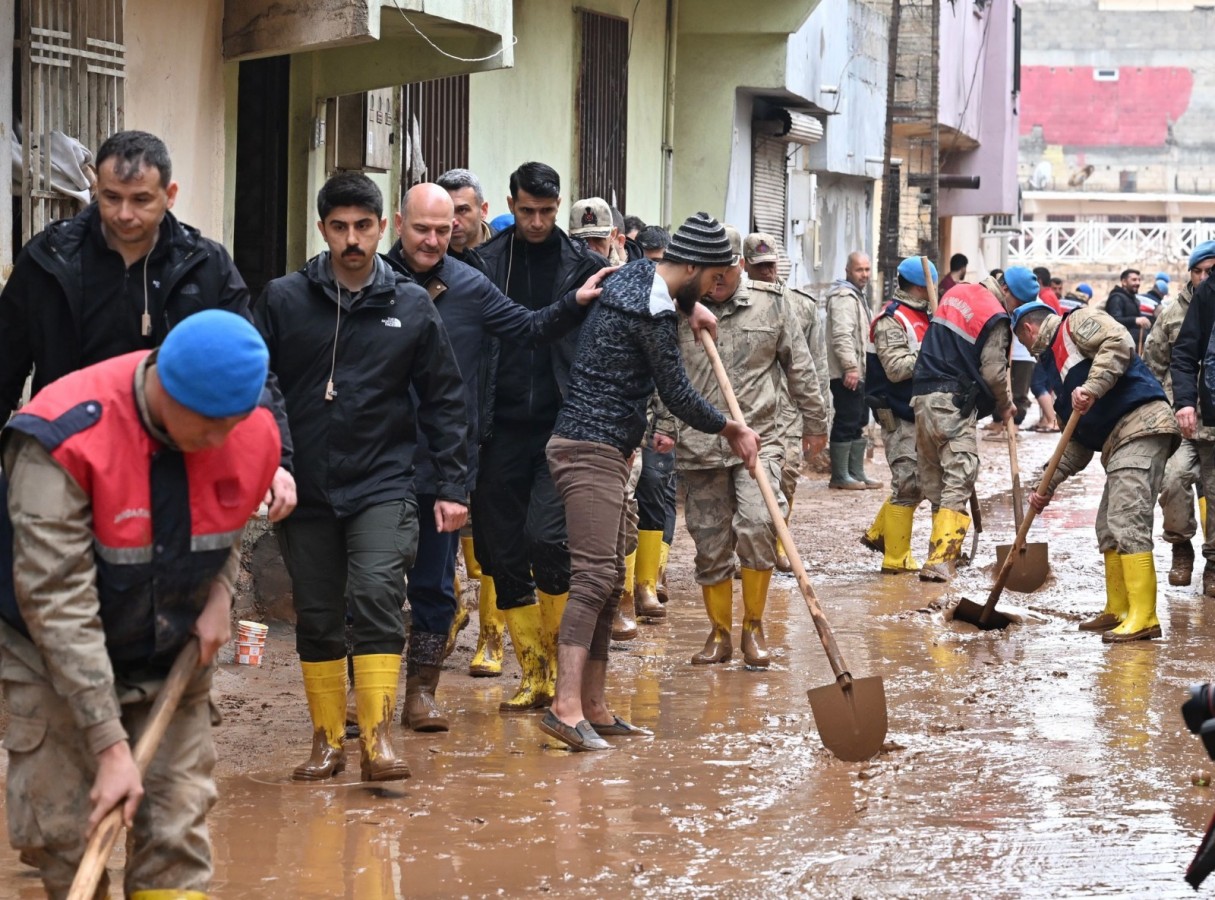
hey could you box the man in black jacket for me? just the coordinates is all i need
[386,182,610,730]
[1107,268,1151,346]
[255,173,468,783]
[474,162,608,712]
[0,129,296,515]
[436,167,492,274]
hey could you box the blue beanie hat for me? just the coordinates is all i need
[1003,266,1040,304]
[1190,241,1215,270]
[1010,300,1054,331]
[1155,271,1170,283]
[896,256,937,287]
[489,212,515,233]
[158,310,269,418]
[1076,283,1093,297]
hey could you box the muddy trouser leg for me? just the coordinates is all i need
[2,661,217,900]
[912,394,947,513]
[880,413,922,507]
[1010,360,1035,424]
[624,452,643,556]
[915,394,976,514]
[636,447,677,543]
[733,455,788,570]
[1097,436,1171,554]
[1160,438,1201,545]
[680,467,738,586]
[405,493,460,638]
[780,433,801,506]
[1195,442,1215,565]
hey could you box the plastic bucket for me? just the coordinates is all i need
[235,640,263,667]
[236,620,268,646]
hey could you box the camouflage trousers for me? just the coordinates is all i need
[1096,434,1172,555]
[1160,438,1202,544]
[780,433,802,504]
[912,392,978,514]
[2,652,217,899]
[875,410,922,507]
[625,450,643,556]
[680,455,787,585]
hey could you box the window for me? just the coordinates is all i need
[577,10,628,210]
[402,75,470,187]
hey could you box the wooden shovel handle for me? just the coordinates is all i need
[67,639,202,900]
[698,331,852,685]
[1007,419,1025,532]
[922,256,938,315]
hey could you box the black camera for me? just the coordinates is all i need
[1183,683,1215,761]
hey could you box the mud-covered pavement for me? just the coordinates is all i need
[4,430,1215,898]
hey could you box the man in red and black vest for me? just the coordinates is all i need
[0,310,281,898]
[910,265,1040,581]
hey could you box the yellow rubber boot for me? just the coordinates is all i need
[1202,496,1209,539]
[501,602,550,712]
[880,504,921,574]
[919,508,970,583]
[656,539,672,604]
[470,576,505,677]
[613,553,639,640]
[130,892,209,899]
[536,590,568,701]
[352,655,411,781]
[861,498,891,553]
[634,530,666,617]
[1104,552,1162,643]
[292,659,348,781]
[740,567,773,668]
[1080,550,1128,632]
[444,571,470,659]
[461,535,482,579]
[692,580,734,665]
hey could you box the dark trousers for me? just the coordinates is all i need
[1011,360,1035,424]
[636,446,676,542]
[829,378,868,443]
[405,494,460,636]
[1031,356,1053,398]
[472,423,570,609]
[276,499,419,662]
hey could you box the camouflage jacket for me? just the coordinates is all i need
[873,287,929,384]
[824,278,870,379]
[1143,280,1199,407]
[762,281,829,441]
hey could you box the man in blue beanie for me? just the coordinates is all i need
[0,309,282,898]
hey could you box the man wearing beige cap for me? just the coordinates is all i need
[570,197,624,265]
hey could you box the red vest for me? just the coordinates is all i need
[934,283,1008,343]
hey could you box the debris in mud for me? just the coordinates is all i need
[1193,771,1211,788]
[858,766,884,780]
[880,740,907,754]
[927,723,965,735]
[1050,670,1069,678]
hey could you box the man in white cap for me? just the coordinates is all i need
[570,197,624,265]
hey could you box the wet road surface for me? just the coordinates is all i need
[3,432,1215,897]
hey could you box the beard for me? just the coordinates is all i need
[673,277,704,314]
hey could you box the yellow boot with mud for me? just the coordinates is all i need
[130,892,209,899]
[461,535,482,579]
[1080,550,1129,632]
[613,552,639,640]
[656,539,672,604]
[1104,552,1162,643]
[537,590,568,701]
[444,571,469,659]
[1203,496,1209,539]
[470,575,505,677]
[500,602,550,712]
[880,503,920,574]
[919,508,970,583]
[861,498,890,554]
[692,580,734,665]
[740,567,773,668]
[634,530,667,618]
[352,654,412,781]
[292,659,347,782]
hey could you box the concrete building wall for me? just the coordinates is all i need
[812,173,873,294]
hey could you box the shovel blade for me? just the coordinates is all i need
[995,542,1050,593]
[806,676,887,762]
[952,596,1014,631]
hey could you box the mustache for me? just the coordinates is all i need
[342,248,365,257]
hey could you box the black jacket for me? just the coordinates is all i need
[476,226,606,441]
[0,205,293,466]
[1174,277,1215,426]
[253,254,468,516]
[1106,285,1148,345]
[385,240,586,493]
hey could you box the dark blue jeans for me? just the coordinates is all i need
[635,446,676,542]
[406,494,460,636]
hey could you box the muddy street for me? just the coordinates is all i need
[3,430,1214,898]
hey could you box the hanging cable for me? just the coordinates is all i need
[389,1,518,63]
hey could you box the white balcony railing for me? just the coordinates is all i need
[1001,221,1215,266]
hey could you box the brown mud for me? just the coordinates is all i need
[2,429,1214,897]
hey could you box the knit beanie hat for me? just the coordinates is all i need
[663,213,736,266]
[158,310,269,418]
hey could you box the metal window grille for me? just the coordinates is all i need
[402,74,469,186]
[751,134,791,281]
[577,10,628,211]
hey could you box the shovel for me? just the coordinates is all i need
[995,424,1051,592]
[700,331,886,761]
[67,639,202,900]
[953,409,1081,630]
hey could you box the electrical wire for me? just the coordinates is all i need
[389,1,518,63]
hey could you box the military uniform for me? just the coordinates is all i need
[1031,306,1180,642]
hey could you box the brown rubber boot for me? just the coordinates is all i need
[294,729,347,782]
[691,580,733,665]
[1204,562,1215,599]
[612,588,638,641]
[403,632,449,732]
[1169,540,1195,587]
[293,659,348,782]
[635,582,666,619]
[740,568,772,668]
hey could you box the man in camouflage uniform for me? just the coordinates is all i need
[742,231,828,572]
[656,227,827,668]
[911,266,1039,581]
[861,257,936,574]
[1143,240,1215,587]
[824,252,881,489]
[1014,301,1180,642]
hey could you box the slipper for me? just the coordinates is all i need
[1030,423,1060,433]
[590,715,652,736]
[539,710,611,751]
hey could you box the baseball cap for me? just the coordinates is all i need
[569,197,613,238]
[743,233,780,264]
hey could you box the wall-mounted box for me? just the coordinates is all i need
[326,88,394,173]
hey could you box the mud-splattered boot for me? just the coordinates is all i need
[131,892,208,899]
[293,659,348,781]
[470,576,505,677]
[860,498,889,553]
[613,551,639,641]
[635,529,667,618]
[1079,549,1128,632]
[828,442,867,490]
[500,602,550,712]
[692,580,734,665]
[537,590,568,703]
[352,654,412,782]
[1169,540,1195,587]
[403,631,449,732]
[444,572,470,660]
[919,508,970,583]
[848,439,882,489]
[740,567,773,669]
[656,540,672,604]
[1104,552,1162,643]
[880,503,921,574]
[461,534,482,579]
[1204,562,1215,599]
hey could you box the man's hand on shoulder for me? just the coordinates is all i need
[576,267,619,306]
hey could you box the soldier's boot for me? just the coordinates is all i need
[1079,550,1129,632]
[1169,540,1195,587]
[655,540,672,604]
[461,535,482,579]
[612,551,639,641]
[861,498,890,553]
[500,603,550,712]
[536,590,568,703]
[740,567,772,669]
[848,439,882,489]
[828,442,867,490]
[443,571,470,660]
[880,504,921,574]
[1103,552,1163,643]
[352,654,412,782]
[403,631,449,732]
[692,580,734,665]
[774,502,794,572]
[635,529,667,618]
[919,508,970,583]
[131,892,208,899]
[470,576,505,677]
[293,659,348,781]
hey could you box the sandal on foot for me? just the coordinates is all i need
[590,715,652,736]
[539,710,611,751]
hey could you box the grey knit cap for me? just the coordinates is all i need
[663,212,736,267]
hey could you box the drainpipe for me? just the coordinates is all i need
[661,0,678,227]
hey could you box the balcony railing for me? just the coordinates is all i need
[1001,221,1215,266]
